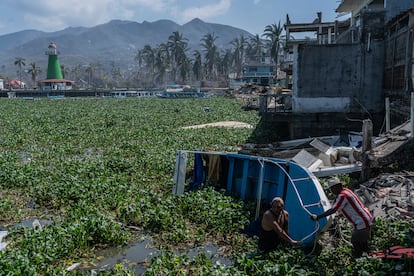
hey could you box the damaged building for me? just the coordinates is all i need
[257,0,414,141]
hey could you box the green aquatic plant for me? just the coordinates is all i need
[0,97,411,274]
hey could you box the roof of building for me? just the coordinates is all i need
[40,79,74,83]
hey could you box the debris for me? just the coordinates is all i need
[356,172,414,219]
[66,263,81,271]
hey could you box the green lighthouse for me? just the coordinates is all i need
[40,42,72,90]
[46,42,63,79]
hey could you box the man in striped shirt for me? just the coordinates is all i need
[310,176,373,258]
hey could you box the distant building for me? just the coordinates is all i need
[242,56,275,86]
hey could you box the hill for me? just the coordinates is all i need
[0,18,252,80]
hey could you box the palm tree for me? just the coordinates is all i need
[110,62,122,87]
[178,55,191,83]
[140,45,156,87]
[70,64,82,84]
[262,21,284,68]
[27,62,42,88]
[192,50,202,81]
[157,43,171,83]
[231,35,247,78]
[200,33,218,80]
[85,63,96,88]
[14,57,26,88]
[60,64,69,79]
[154,45,169,85]
[167,31,189,82]
[218,49,232,81]
[135,49,144,69]
[247,34,264,63]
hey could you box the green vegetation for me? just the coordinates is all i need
[0,97,413,275]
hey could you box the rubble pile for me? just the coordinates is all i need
[239,137,362,170]
[234,83,270,94]
[356,172,414,219]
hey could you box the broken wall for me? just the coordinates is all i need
[292,42,384,113]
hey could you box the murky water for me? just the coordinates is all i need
[79,237,157,274]
[0,218,54,252]
[182,243,234,266]
[13,218,53,229]
[0,231,8,251]
[1,218,233,273]
[78,239,233,274]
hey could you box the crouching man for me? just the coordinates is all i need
[259,197,299,252]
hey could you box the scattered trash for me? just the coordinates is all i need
[66,263,81,271]
[356,172,414,219]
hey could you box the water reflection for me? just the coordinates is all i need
[80,237,157,275]
[181,243,234,266]
[0,218,53,252]
[1,218,233,273]
[0,231,8,251]
[81,239,233,274]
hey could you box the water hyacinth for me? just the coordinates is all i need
[0,97,412,274]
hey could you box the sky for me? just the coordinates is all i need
[0,0,348,36]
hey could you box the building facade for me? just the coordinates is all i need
[258,0,414,140]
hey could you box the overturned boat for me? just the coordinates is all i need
[172,150,333,247]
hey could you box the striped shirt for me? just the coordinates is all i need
[332,188,373,230]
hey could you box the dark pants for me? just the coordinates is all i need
[258,229,285,252]
[351,226,371,258]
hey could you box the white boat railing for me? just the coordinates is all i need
[263,157,329,243]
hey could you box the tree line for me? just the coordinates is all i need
[5,22,284,89]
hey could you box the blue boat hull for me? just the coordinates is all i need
[173,150,332,247]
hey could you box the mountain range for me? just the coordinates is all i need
[0,18,253,79]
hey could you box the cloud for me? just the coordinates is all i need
[179,0,232,22]
[4,0,176,32]
[121,0,175,12]
[0,0,235,34]
[253,0,261,4]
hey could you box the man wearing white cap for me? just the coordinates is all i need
[310,176,373,258]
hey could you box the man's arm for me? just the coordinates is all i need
[310,208,336,220]
[271,212,297,245]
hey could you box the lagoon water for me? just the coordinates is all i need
[0,231,8,251]
[81,238,233,274]
[0,218,54,252]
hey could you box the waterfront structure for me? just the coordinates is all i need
[39,42,73,90]
[242,56,275,86]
